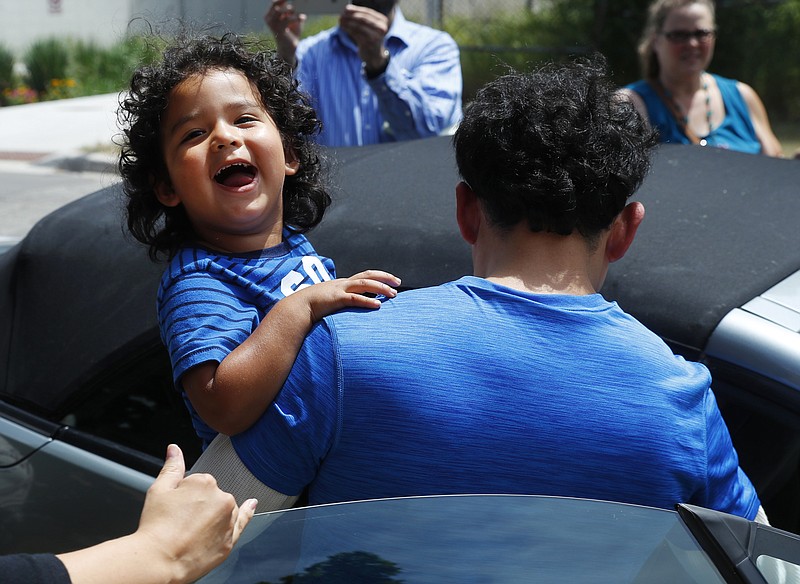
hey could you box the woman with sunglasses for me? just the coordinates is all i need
[621,0,783,156]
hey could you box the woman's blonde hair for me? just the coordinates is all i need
[637,0,716,80]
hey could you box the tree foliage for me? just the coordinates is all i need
[447,0,800,120]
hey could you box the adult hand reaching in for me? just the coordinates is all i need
[57,444,257,584]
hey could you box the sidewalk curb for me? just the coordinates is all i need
[35,151,118,174]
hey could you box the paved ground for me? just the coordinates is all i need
[0,93,120,162]
[0,94,120,245]
[0,161,114,244]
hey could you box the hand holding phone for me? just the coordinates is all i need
[291,0,348,14]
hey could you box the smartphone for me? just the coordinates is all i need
[291,0,348,14]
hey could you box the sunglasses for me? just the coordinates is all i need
[662,29,716,44]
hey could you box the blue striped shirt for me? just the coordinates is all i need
[295,8,462,146]
[157,228,335,445]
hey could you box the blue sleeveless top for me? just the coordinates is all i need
[626,75,761,154]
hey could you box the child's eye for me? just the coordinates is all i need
[236,115,259,125]
[180,129,205,143]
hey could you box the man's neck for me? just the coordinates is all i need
[474,227,608,296]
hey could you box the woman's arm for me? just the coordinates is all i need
[738,81,784,157]
[182,270,400,436]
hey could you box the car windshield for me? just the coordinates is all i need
[198,494,726,583]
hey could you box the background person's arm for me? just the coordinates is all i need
[264,0,305,66]
[738,81,784,157]
[341,6,463,139]
[368,34,463,139]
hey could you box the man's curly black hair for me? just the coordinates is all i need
[453,55,658,244]
[118,33,330,260]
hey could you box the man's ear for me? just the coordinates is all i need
[456,181,481,245]
[606,201,644,263]
[155,180,181,208]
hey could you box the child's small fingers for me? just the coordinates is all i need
[348,270,401,286]
[346,279,397,297]
[341,293,383,309]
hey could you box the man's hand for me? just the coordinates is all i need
[339,4,390,72]
[265,0,306,65]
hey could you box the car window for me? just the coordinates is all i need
[198,495,727,583]
[59,344,202,469]
[757,556,800,584]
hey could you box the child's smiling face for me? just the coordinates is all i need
[156,68,299,253]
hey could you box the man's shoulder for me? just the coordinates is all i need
[321,282,457,327]
[393,16,456,46]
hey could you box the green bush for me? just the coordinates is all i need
[69,36,165,96]
[0,43,14,89]
[24,37,69,96]
[749,0,800,120]
[445,0,800,122]
[446,8,593,102]
[0,43,15,104]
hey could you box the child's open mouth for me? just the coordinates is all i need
[214,163,257,188]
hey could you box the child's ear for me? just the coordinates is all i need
[155,180,181,207]
[285,159,300,176]
[284,146,300,176]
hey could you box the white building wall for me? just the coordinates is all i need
[0,0,132,55]
[0,0,296,56]
[0,0,536,57]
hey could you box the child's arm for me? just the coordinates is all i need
[180,270,401,436]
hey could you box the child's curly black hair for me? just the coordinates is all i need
[118,32,330,260]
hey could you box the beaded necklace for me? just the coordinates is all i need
[655,72,714,146]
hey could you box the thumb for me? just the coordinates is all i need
[153,443,186,490]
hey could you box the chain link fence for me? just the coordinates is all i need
[400,0,538,27]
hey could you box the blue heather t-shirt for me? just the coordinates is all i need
[232,276,760,519]
[158,228,335,446]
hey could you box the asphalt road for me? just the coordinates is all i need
[0,161,116,248]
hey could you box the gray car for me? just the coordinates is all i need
[0,138,798,555]
[197,494,800,584]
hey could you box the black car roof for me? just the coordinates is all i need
[0,189,163,414]
[316,137,800,355]
[606,144,800,354]
[1,137,798,413]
